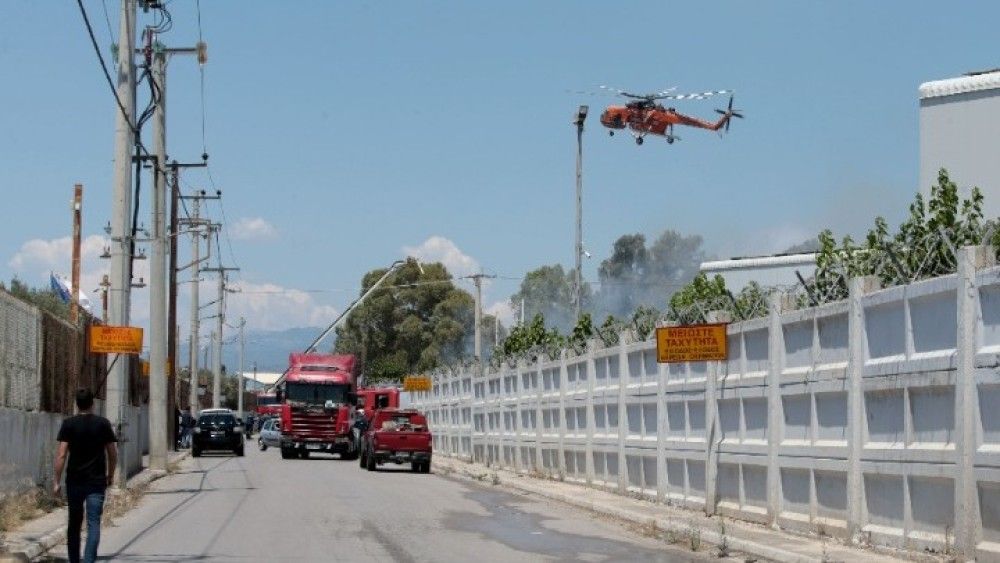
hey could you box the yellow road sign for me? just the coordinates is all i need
[89,325,144,355]
[403,375,432,392]
[656,323,728,363]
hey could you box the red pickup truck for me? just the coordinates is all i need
[359,409,432,473]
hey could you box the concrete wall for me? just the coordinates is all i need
[0,407,62,499]
[415,247,1000,561]
[0,402,148,498]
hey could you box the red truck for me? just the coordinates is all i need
[359,408,432,473]
[254,391,281,418]
[278,353,360,460]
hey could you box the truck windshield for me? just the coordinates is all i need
[285,383,350,406]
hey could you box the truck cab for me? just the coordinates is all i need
[278,353,359,460]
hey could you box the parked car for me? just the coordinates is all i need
[258,418,282,451]
[192,410,245,457]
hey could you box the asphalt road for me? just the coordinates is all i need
[43,442,707,562]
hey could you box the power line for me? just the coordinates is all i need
[75,0,193,223]
[100,0,115,46]
[196,0,208,156]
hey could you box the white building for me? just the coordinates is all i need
[919,69,1000,216]
[243,371,283,391]
[699,253,817,291]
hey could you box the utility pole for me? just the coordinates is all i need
[108,0,137,488]
[209,331,218,407]
[237,317,245,418]
[187,198,201,416]
[464,273,496,367]
[573,105,588,322]
[178,190,218,417]
[203,264,239,408]
[148,40,168,471]
[71,184,83,324]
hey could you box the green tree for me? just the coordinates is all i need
[812,168,996,301]
[595,230,706,318]
[334,259,495,382]
[509,264,587,332]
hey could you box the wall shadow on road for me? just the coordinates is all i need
[442,488,691,563]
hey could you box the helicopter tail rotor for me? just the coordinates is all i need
[714,95,744,132]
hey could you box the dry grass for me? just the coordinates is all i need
[101,482,149,526]
[0,488,63,533]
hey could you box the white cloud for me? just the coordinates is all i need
[229,217,277,241]
[8,234,156,329]
[402,236,520,326]
[226,281,338,331]
[486,300,516,325]
[402,235,479,277]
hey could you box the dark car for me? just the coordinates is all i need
[192,410,245,457]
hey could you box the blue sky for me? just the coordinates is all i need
[2,1,998,335]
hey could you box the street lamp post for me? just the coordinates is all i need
[573,105,588,321]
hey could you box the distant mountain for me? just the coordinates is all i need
[179,326,330,373]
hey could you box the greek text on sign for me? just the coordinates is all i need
[403,376,432,392]
[89,325,144,354]
[656,323,728,363]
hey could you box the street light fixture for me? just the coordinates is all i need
[573,105,588,321]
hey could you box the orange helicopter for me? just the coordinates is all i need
[598,86,743,145]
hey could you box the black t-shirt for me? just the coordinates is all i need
[57,413,117,487]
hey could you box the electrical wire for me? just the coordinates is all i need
[100,0,115,47]
[196,0,208,156]
[75,0,193,224]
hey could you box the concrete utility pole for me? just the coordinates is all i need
[178,189,218,417]
[204,264,239,408]
[108,0,137,488]
[465,273,496,366]
[209,331,218,408]
[237,317,245,418]
[187,198,202,415]
[70,184,83,324]
[573,105,588,322]
[148,43,168,471]
[214,273,223,408]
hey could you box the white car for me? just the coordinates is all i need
[258,418,282,451]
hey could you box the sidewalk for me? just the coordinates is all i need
[433,456,946,563]
[0,450,188,562]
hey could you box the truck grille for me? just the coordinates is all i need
[289,412,339,439]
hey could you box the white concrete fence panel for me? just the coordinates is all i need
[415,246,1000,561]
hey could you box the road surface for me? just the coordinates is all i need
[43,443,707,562]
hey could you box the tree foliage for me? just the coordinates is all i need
[665,273,768,324]
[595,230,706,318]
[812,168,997,301]
[509,264,587,332]
[333,259,495,382]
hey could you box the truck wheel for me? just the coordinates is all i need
[235,446,245,457]
[359,450,367,467]
[192,447,201,458]
[280,447,293,459]
[420,461,431,474]
[411,462,420,473]
[300,450,310,460]
[365,451,376,472]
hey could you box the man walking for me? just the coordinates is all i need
[53,388,118,563]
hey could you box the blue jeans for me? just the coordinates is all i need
[66,483,106,563]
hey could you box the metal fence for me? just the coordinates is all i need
[414,245,1000,560]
